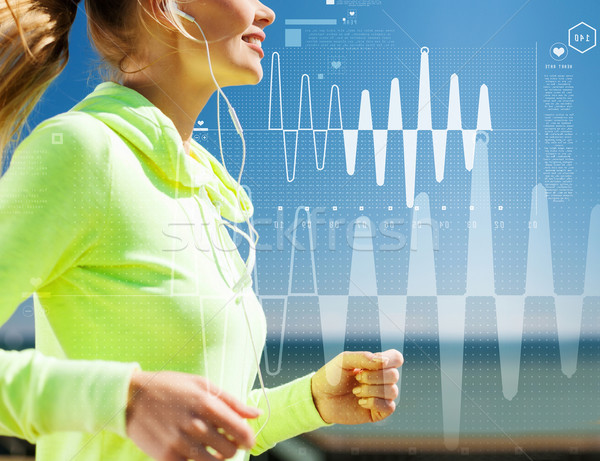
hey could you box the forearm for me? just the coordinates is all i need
[0,348,140,443]
[246,371,334,456]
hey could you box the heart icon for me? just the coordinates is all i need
[30,277,42,287]
[349,11,356,16]
[331,61,342,69]
[553,47,565,57]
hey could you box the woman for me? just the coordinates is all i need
[0,1,403,460]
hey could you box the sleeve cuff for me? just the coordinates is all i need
[34,355,142,439]
[294,371,335,429]
[247,371,334,455]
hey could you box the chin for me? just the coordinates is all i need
[249,68,263,85]
[230,65,263,86]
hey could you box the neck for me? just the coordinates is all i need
[122,75,215,156]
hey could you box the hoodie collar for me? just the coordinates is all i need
[69,81,253,223]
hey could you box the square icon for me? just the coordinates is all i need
[52,133,63,145]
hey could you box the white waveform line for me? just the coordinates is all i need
[418,47,433,130]
[583,205,600,297]
[554,204,600,378]
[269,48,493,208]
[257,195,599,443]
[258,206,319,376]
[268,51,283,131]
[497,188,600,392]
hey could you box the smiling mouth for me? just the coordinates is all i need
[242,36,262,47]
[241,35,264,58]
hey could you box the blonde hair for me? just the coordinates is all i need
[0,0,191,168]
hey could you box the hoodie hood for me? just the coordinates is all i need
[69,81,253,223]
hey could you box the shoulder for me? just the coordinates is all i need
[10,111,114,182]
[17,111,112,163]
[5,112,114,204]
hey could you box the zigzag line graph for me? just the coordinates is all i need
[236,134,599,448]
[268,47,494,207]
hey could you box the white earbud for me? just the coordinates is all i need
[173,5,195,23]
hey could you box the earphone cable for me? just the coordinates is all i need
[172,2,271,441]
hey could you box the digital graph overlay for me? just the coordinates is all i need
[268,48,494,208]
[207,42,597,448]
[239,134,600,447]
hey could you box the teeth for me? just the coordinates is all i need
[243,36,262,48]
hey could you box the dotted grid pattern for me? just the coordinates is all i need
[188,46,600,443]
[218,47,539,297]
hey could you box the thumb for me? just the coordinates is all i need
[337,351,389,370]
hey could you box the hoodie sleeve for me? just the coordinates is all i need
[0,113,141,442]
[246,372,334,456]
[0,112,110,309]
[0,349,141,443]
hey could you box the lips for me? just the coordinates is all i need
[241,31,265,59]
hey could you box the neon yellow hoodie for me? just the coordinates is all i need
[0,81,333,460]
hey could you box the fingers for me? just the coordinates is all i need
[357,397,396,422]
[199,380,262,419]
[350,355,401,423]
[338,349,404,371]
[378,349,404,368]
[168,430,225,461]
[355,367,399,385]
[178,444,225,461]
[193,398,255,450]
[352,383,399,400]
[338,351,389,370]
[183,419,239,460]
[214,392,262,419]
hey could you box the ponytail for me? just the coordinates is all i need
[0,0,188,168]
[0,0,80,168]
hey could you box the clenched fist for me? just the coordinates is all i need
[310,349,404,425]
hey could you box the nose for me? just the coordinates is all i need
[255,1,276,27]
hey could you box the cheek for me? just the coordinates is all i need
[208,40,255,76]
[214,0,255,34]
[222,39,245,64]
[191,1,253,42]
[224,42,265,84]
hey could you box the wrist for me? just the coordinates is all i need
[126,370,143,428]
[310,373,330,424]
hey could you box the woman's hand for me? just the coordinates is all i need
[310,349,404,425]
[126,370,261,461]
